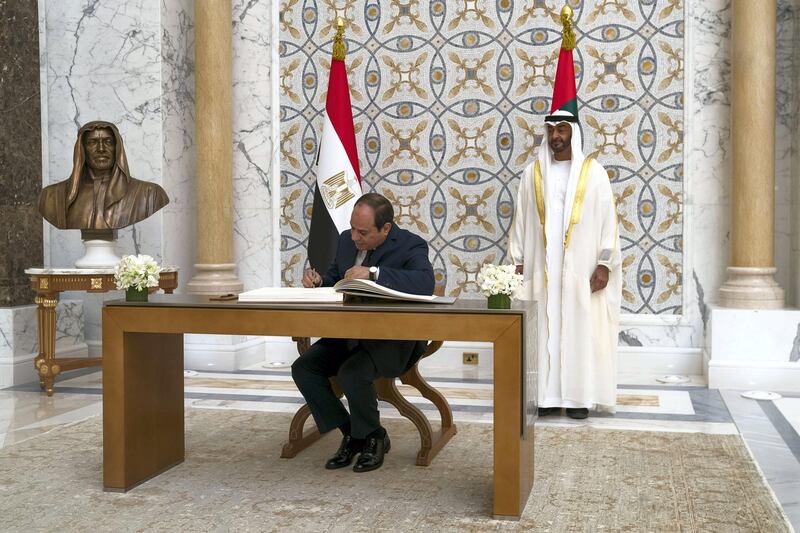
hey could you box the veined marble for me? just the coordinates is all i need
[161,0,197,291]
[0,301,86,387]
[41,0,165,266]
[683,0,731,362]
[24,267,178,275]
[0,301,84,360]
[160,0,275,292]
[0,308,38,362]
[40,0,164,345]
[232,0,274,291]
[776,0,797,299]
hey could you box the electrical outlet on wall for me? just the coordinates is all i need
[463,352,478,365]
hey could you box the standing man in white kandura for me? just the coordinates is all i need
[508,108,622,419]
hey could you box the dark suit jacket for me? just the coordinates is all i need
[319,224,435,377]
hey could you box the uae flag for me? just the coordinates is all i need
[307,46,362,271]
[550,8,578,118]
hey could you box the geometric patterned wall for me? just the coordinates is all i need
[280,0,684,313]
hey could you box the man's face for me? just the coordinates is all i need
[83,128,116,172]
[547,123,572,156]
[350,204,390,251]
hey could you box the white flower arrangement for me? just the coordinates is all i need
[114,254,161,291]
[477,263,523,297]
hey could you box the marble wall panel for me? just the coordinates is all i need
[688,0,797,316]
[794,0,800,306]
[0,301,83,362]
[0,0,43,307]
[40,0,163,344]
[776,0,797,301]
[232,0,275,290]
[162,1,275,293]
[161,0,197,288]
[41,0,164,268]
[686,0,731,344]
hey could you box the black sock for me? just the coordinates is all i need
[366,426,386,440]
[339,421,351,437]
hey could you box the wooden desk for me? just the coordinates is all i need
[24,268,178,395]
[102,295,537,519]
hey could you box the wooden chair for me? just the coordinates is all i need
[280,288,457,466]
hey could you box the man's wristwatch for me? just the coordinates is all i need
[368,266,378,281]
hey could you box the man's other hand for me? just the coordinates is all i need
[344,266,370,280]
[590,265,609,293]
[302,269,322,288]
[515,264,523,275]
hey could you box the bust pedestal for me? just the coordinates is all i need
[74,229,121,269]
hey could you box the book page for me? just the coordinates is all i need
[238,287,343,303]
[333,279,453,303]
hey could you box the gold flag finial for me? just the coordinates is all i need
[333,17,346,61]
[560,5,577,51]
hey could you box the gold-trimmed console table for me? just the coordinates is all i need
[24,268,179,396]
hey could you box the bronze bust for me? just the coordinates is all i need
[39,121,169,230]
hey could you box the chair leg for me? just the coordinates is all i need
[280,403,323,458]
[376,377,436,466]
[397,367,458,465]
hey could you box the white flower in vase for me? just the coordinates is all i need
[114,254,161,292]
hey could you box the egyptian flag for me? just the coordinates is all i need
[307,26,362,271]
[548,6,579,122]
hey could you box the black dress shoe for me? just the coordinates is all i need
[353,433,391,473]
[566,408,589,419]
[325,435,362,470]
[538,407,560,416]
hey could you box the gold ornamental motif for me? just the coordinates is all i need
[90,278,103,289]
[564,158,595,249]
[383,188,429,233]
[560,5,577,51]
[383,54,428,100]
[281,189,302,234]
[320,171,357,209]
[279,0,686,313]
[39,278,49,290]
[332,17,347,61]
[448,187,495,234]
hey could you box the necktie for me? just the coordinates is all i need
[361,249,373,267]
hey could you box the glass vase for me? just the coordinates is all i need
[125,287,149,302]
[487,293,511,309]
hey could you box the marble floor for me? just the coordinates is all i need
[1,366,798,530]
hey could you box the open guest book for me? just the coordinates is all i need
[237,279,455,304]
[332,279,455,303]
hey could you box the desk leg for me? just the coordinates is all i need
[103,316,184,491]
[492,321,534,519]
[34,295,59,396]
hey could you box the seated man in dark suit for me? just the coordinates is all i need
[293,192,435,473]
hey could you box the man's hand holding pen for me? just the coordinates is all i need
[302,268,322,288]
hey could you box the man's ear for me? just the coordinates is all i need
[381,222,392,235]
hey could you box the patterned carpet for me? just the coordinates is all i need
[0,409,789,532]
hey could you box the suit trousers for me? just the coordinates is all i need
[291,338,381,439]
